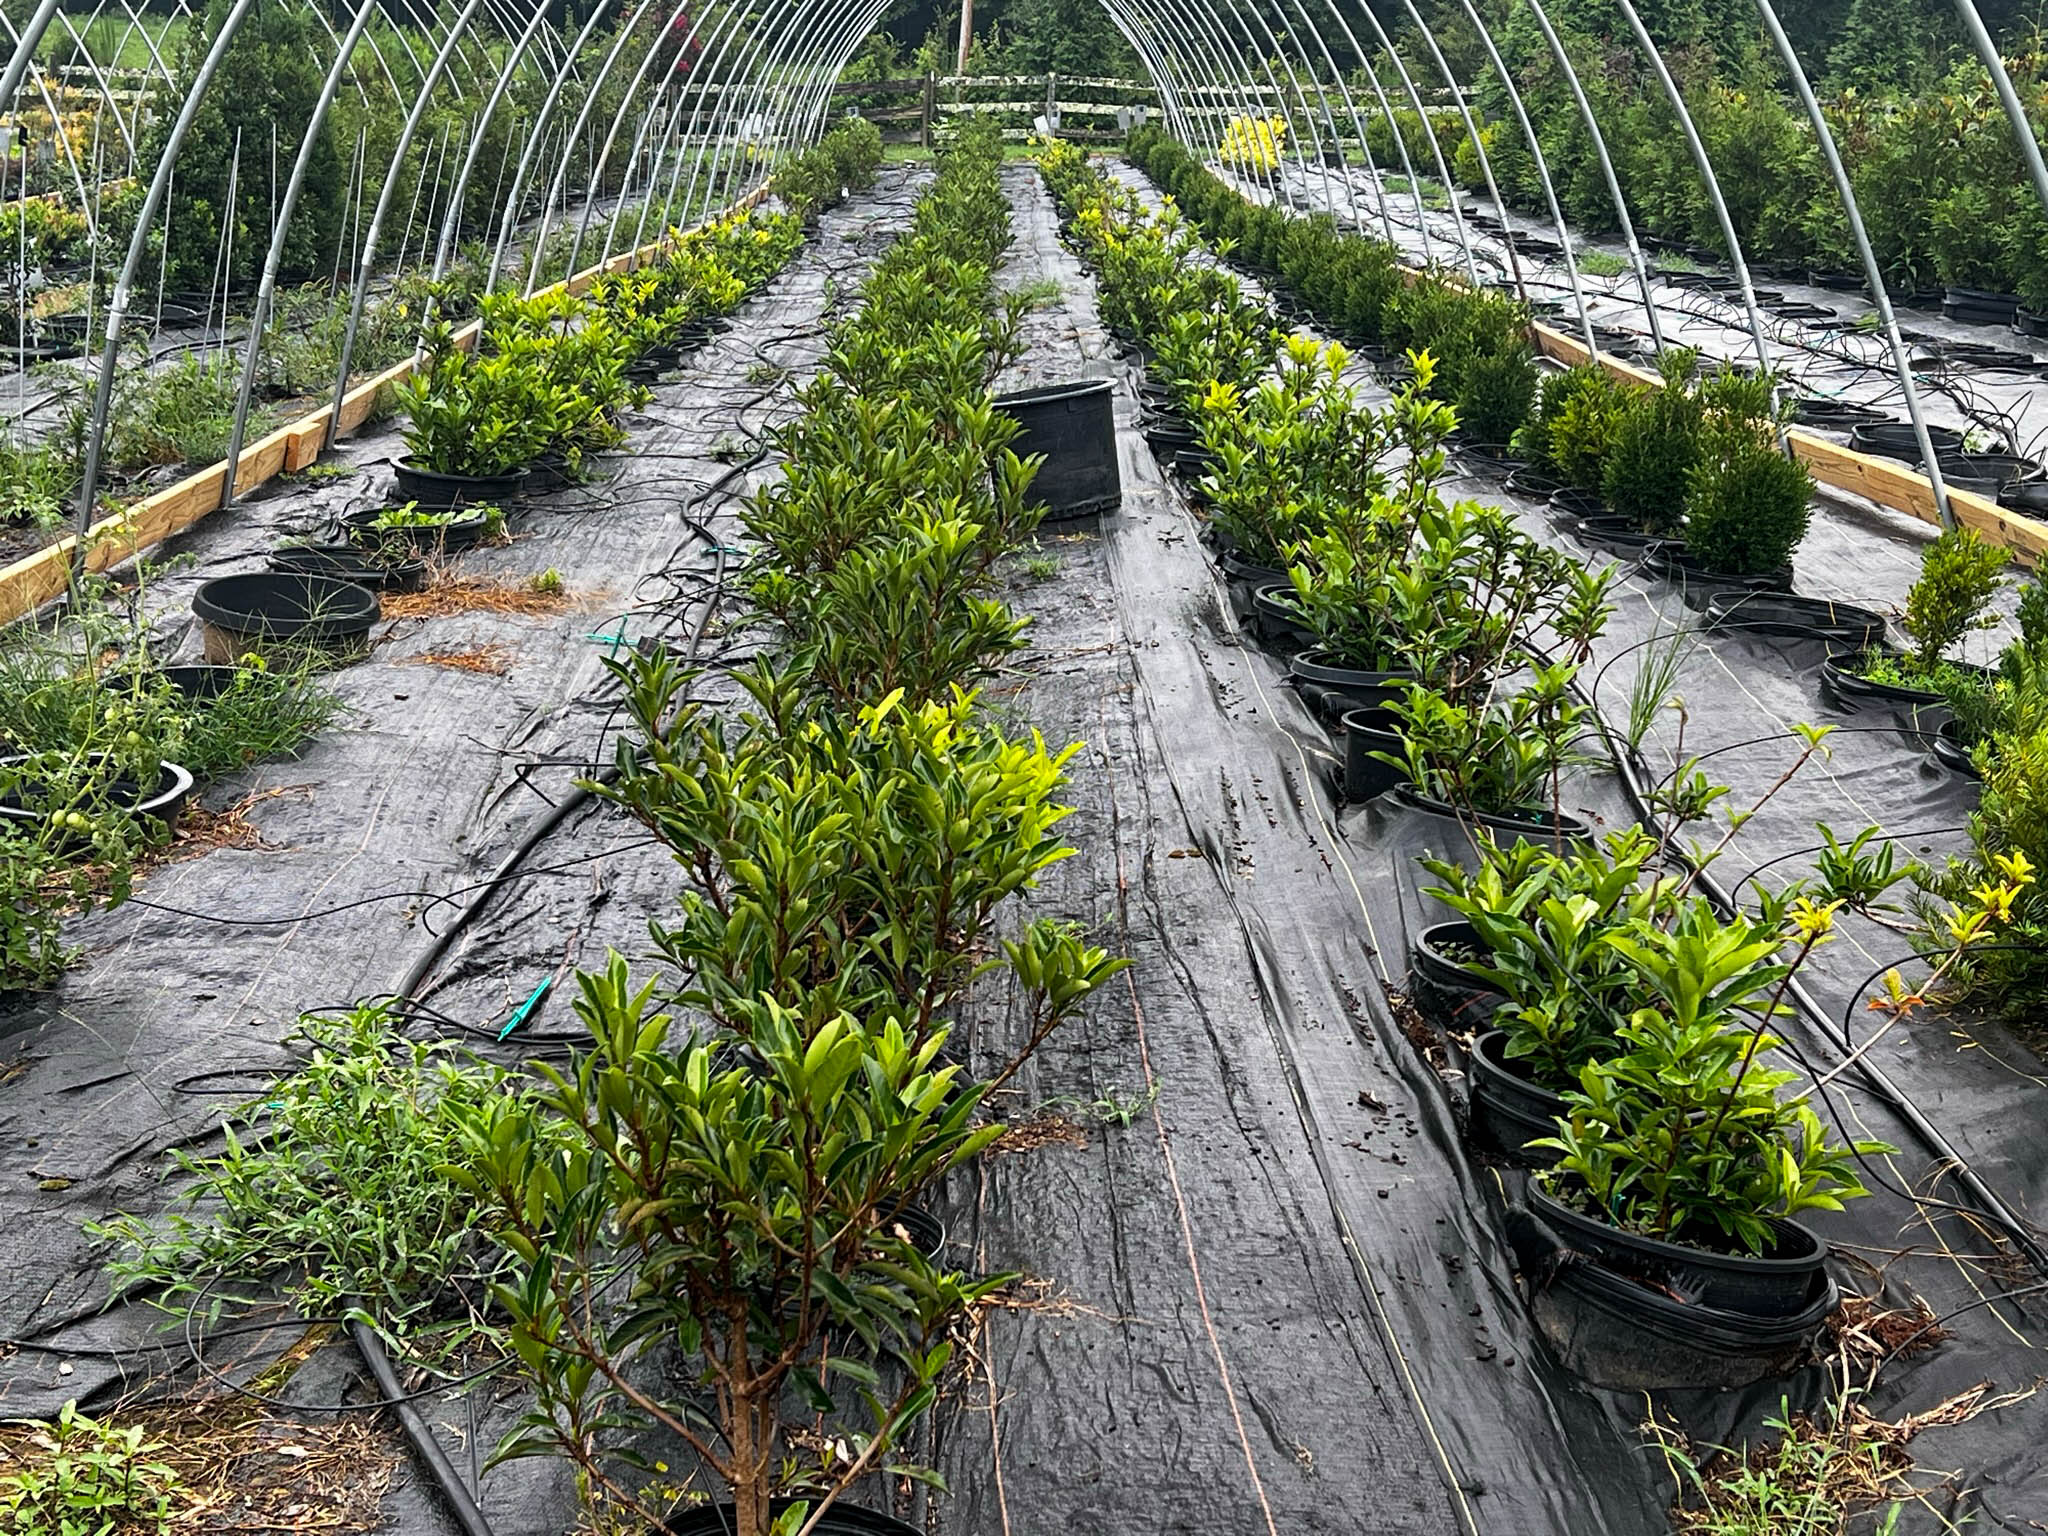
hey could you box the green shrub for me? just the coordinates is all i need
[1601,348,1702,533]
[1682,414,1812,576]
[1901,527,2007,674]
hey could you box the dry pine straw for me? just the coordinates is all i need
[398,643,515,676]
[381,574,592,622]
[0,1391,400,1535]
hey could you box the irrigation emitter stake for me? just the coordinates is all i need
[1752,0,1955,530]
[1517,0,1663,356]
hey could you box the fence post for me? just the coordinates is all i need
[1046,71,1057,133]
[922,70,936,148]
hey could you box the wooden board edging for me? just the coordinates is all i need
[0,185,774,629]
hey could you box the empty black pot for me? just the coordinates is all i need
[1922,451,2039,498]
[995,379,1121,522]
[1701,590,1887,649]
[1942,286,2020,326]
[192,572,380,666]
[1341,706,1406,801]
[1848,420,1964,462]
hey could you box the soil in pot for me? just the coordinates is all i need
[1407,926,1504,1032]
[0,753,195,840]
[994,379,1121,522]
[192,572,380,667]
[1290,650,1418,721]
[1340,707,1406,802]
[1701,590,1887,649]
[1525,1180,1826,1317]
[1466,1029,1561,1165]
[392,459,527,511]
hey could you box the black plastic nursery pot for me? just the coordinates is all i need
[1141,419,1201,459]
[271,543,428,594]
[1340,707,1406,802]
[994,379,1121,522]
[1571,514,1662,559]
[1219,551,1284,624]
[1407,925,1504,1032]
[1387,784,1595,852]
[342,504,496,554]
[1466,1030,1562,1165]
[192,573,380,667]
[1525,1181,1827,1318]
[1807,269,1867,292]
[1250,583,1317,652]
[1848,419,1964,462]
[1789,395,1886,429]
[1819,649,1986,726]
[1920,451,2039,498]
[1701,590,1888,649]
[1290,650,1418,721]
[159,664,242,702]
[1942,286,2021,325]
[0,753,195,839]
[662,1504,919,1536]
[2016,305,2048,338]
[1546,485,1605,522]
[2000,478,2048,515]
[1932,717,1983,781]
[1644,542,1794,604]
[1514,1220,1839,1391]
[874,1202,947,1261]
[392,459,528,511]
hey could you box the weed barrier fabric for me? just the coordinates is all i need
[978,157,2048,1534]
[909,164,1664,1536]
[0,174,926,1535]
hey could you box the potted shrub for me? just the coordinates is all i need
[1671,373,1811,586]
[1527,903,1890,1317]
[394,319,555,507]
[1377,665,1595,843]
[1827,526,2006,718]
[454,959,1008,1536]
[1599,347,1701,539]
[1420,828,1681,1158]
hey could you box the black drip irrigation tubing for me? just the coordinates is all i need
[330,319,801,1534]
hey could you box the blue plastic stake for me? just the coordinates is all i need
[498,976,553,1042]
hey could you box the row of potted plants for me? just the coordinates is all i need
[1129,124,1826,592]
[1042,136,2021,1390]
[448,119,1126,1536]
[391,116,881,507]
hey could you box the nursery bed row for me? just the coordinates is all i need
[0,155,916,1536]
[1066,145,2048,1531]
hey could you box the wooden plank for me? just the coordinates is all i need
[1529,320,2048,566]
